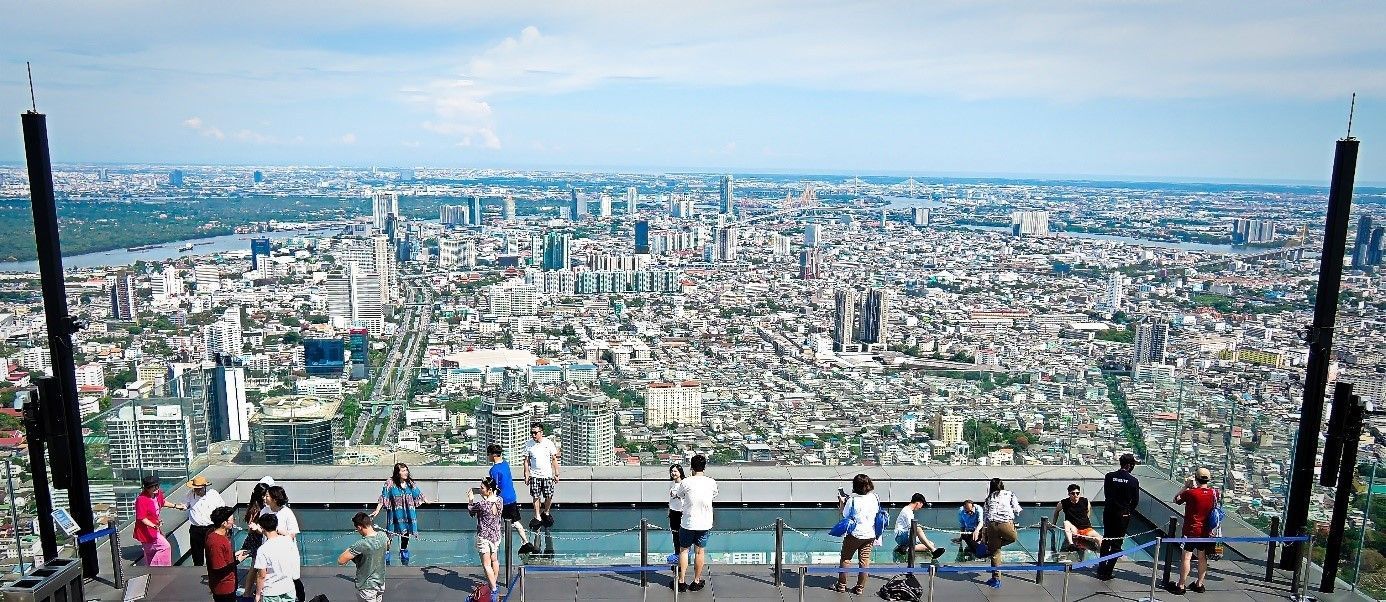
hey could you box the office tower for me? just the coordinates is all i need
[168,169,184,187]
[1132,320,1169,366]
[1353,215,1375,269]
[569,188,586,221]
[253,170,264,183]
[486,281,539,317]
[372,192,400,230]
[912,207,931,227]
[475,381,531,463]
[326,264,384,334]
[626,187,638,214]
[248,396,340,464]
[152,267,183,301]
[644,380,703,426]
[598,194,613,218]
[859,288,890,349]
[109,272,137,320]
[462,241,478,268]
[560,391,616,466]
[934,413,965,447]
[440,204,469,226]
[1101,272,1125,313]
[542,232,571,271]
[1371,227,1386,266]
[635,220,651,254]
[106,403,194,479]
[1231,218,1277,244]
[719,175,735,217]
[529,233,543,266]
[1010,211,1049,236]
[799,248,823,280]
[348,328,369,380]
[771,234,792,257]
[715,226,739,262]
[194,264,221,293]
[880,207,889,230]
[833,289,860,352]
[469,195,484,226]
[503,195,517,223]
[804,224,823,248]
[250,238,271,271]
[206,353,250,443]
[671,195,694,218]
[834,287,889,352]
[303,338,346,377]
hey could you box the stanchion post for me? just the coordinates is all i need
[673,563,680,602]
[1266,516,1280,584]
[110,529,123,588]
[1147,538,1162,602]
[1161,517,1178,589]
[907,519,917,569]
[519,565,526,602]
[774,518,784,587]
[797,566,807,602]
[505,520,513,584]
[927,563,936,602]
[640,518,649,588]
[1061,561,1072,602]
[1037,517,1049,585]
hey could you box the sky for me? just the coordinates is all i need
[2,1,1385,183]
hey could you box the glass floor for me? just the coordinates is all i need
[222,505,1159,567]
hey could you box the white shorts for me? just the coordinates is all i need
[476,536,500,556]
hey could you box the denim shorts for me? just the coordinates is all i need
[678,529,710,549]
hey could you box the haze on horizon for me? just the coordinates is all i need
[2,1,1385,183]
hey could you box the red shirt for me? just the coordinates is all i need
[1175,487,1216,537]
[133,492,164,544]
[205,530,237,595]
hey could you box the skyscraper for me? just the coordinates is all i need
[1352,215,1375,269]
[469,194,483,226]
[440,205,469,226]
[1101,272,1124,313]
[1132,320,1169,366]
[372,192,399,230]
[529,233,543,267]
[542,232,571,271]
[168,169,184,187]
[1010,211,1049,236]
[569,188,586,221]
[804,224,823,248]
[834,287,890,351]
[248,395,339,464]
[1371,227,1386,266]
[912,207,930,227]
[644,381,703,426]
[303,338,346,377]
[109,272,137,320]
[560,391,616,466]
[250,238,271,271]
[106,402,194,479]
[880,207,889,231]
[799,248,822,280]
[833,289,860,352]
[626,187,638,214]
[503,195,517,223]
[598,194,613,218]
[208,353,250,443]
[715,226,739,262]
[859,288,890,349]
[475,374,531,463]
[326,264,383,333]
[1231,218,1277,245]
[719,175,735,217]
[635,220,651,254]
[462,240,478,268]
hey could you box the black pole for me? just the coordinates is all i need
[1320,393,1365,593]
[1266,515,1280,583]
[22,111,98,577]
[20,389,57,561]
[1162,516,1179,588]
[1282,136,1358,569]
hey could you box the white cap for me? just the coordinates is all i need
[258,476,276,486]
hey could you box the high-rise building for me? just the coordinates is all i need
[833,289,860,352]
[1371,227,1386,267]
[771,234,792,257]
[635,220,651,254]
[644,381,702,426]
[348,328,369,380]
[250,238,271,271]
[542,232,571,271]
[469,195,483,226]
[486,281,539,317]
[462,241,478,268]
[719,175,735,217]
[1353,215,1375,269]
[625,187,638,215]
[569,188,586,221]
[203,311,243,360]
[834,287,890,352]
[1101,272,1125,313]
[671,195,695,219]
[598,194,613,218]
[195,264,221,293]
[440,205,469,226]
[168,169,184,187]
[248,395,340,464]
[253,170,264,183]
[715,226,739,262]
[799,248,822,280]
[475,378,531,463]
[106,402,194,479]
[503,196,517,223]
[1231,218,1277,245]
[152,267,184,301]
[880,207,889,230]
[207,353,250,443]
[934,413,965,447]
[529,233,543,266]
[109,272,137,320]
[303,338,346,377]
[804,224,823,248]
[1133,320,1169,366]
[859,288,890,348]
[372,192,399,230]
[1010,211,1049,236]
[326,264,384,334]
[560,391,616,466]
[911,208,931,227]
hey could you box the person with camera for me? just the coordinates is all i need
[1172,467,1217,594]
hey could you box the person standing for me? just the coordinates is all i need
[894,492,946,560]
[468,477,505,602]
[486,444,537,555]
[261,485,304,601]
[205,506,248,602]
[981,478,1021,590]
[668,464,686,562]
[672,454,718,593]
[370,462,431,565]
[134,475,183,566]
[252,514,301,602]
[338,512,390,602]
[184,475,225,567]
[1172,467,1217,595]
[238,479,274,598]
[835,474,880,594]
[1052,484,1102,552]
[956,499,984,559]
[1096,454,1140,580]
[522,423,560,529]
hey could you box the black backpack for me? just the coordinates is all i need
[878,573,922,601]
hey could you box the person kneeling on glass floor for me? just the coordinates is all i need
[894,493,947,561]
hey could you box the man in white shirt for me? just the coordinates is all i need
[184,475,225,566]
[253,514,301,602]
[522,422,561,529]
[893,493,946,560]
[671,454,718,592]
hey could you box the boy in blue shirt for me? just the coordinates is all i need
[487,444,537,555]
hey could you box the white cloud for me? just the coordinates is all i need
[181,116,224,140]
[337,133,357,145]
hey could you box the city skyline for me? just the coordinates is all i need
[2,2,1385,182]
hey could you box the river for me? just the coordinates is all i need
[0,227,344,272]
[955,224,1262,254]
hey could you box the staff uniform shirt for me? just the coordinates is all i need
[1103,469,1141,516]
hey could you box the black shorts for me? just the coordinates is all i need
[502,503,522,522]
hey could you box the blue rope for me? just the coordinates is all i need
[1163,536,1309,544]
[1071,539,1160,569]
[499,572,521,602]
[522,565,669,574]
[76,527,117,544]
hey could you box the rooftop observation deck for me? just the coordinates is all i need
[74,465,1351,601]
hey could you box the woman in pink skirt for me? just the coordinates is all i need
[134,475,184,566]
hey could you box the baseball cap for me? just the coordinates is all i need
[1195,467,1212,480]
[258,476,276,486]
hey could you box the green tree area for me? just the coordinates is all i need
[962,419,1031,457]
[1103,375,1148,458]
[599,381,646,409]
[1095,325,1136,343]
[445,395,484,416]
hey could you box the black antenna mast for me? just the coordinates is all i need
[1346,92,1357,140]
[26,62,37,112]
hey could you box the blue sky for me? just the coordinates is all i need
[2,1,1385,183]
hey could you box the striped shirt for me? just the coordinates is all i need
[378,479,425,535]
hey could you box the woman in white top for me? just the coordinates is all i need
[835,474,881,594]
[981,478,1022,590]
[667,464,687,554]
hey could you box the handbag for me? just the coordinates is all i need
[830,498,857,537]
[1207,489,1226,530]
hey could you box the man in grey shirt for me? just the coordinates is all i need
[338,512,390,602]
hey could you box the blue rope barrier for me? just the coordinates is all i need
[522,564,669,574]
[934,563,1071,574]
[804,565,949,576]
[76,527,117,544]
[1071,539,1159,569]
[1163,536,1309,544]
[499,572,521,602]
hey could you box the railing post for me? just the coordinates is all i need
[774,518,784,587]
[1266,516,1281,584]
[1146,538,1162,602]
[797,566,807,602]
[1290,529,1305,596]
[1161,516,1179,589]
[907,519,917,569]
[505,519,513,584]
[640,518,649,588]
[1036,516,1049,584]
[673,563,680,602]
[1061,560,1072,602]
[519,565,526,602]
[110,529,123,589]
[927,563,936,602]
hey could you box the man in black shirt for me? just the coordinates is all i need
[1096,453,1140,579]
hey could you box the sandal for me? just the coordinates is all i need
[833,582,848,592]
[849,585,865,594]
